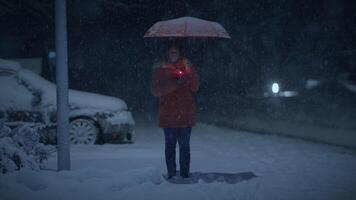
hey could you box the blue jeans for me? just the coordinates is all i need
[163,127,192,177]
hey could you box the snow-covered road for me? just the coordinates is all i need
[1,122,356,200]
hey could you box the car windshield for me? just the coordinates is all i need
[0,72,34,110]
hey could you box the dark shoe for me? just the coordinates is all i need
[165,173,177,179]
[180,173,190,179]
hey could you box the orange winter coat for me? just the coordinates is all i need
[150,58,199,128]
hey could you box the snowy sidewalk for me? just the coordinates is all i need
[1,122,356,200]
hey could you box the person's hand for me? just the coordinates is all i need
[176,75,187,85]
[173,69,188,85]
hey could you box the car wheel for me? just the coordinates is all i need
[69,118,99,144]
[126,132,133,143]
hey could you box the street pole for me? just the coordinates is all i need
[55,0,71,171]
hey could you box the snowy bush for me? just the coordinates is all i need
[0,120,56,174]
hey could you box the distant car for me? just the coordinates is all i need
[0,59,135,144]
[339,72,356,94]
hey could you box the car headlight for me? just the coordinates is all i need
[272,82,280,94]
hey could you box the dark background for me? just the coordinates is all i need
[1,0,356,134]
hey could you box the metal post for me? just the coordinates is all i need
[55,0,71,170]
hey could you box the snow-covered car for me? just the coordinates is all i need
[0,59,135,144]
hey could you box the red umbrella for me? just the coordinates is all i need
[144,16,231,39]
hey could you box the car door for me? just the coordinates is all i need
[0,69,44,127]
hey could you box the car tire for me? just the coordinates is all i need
[126,131,135,143]
[69,118,100,144]
[126,133,132,142]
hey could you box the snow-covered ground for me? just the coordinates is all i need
[1,121,356,200]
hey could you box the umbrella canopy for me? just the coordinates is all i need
[144,16,231,39]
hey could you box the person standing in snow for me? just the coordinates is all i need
[150,45,199,179]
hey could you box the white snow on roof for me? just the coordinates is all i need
[17,69,128,111]
[0,58,21,71]
[0,63,128,112]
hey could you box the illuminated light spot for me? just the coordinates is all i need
[272,83,279,94]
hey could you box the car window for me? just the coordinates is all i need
[0,74,34,110]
